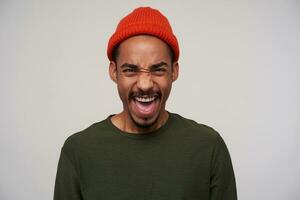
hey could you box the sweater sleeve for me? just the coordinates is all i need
[54,148,83,200]
[210,134,237,200]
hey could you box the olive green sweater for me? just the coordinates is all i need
[54,113,237,200]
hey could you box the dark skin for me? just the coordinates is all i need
[109,35,179,133]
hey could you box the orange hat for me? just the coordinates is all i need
[107,7,179,61]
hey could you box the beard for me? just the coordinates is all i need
[129,111,160,129]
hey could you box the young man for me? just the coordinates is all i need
[54,7,237,200]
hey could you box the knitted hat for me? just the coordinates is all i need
[107,7,179,61]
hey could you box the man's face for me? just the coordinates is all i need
[109,35,179,130]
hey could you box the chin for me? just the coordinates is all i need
[130,111,160,129]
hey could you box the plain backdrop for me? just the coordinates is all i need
[1,0,300,199]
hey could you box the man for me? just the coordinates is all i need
[54,7,237,200]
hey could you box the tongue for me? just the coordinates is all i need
[135,101,156,115]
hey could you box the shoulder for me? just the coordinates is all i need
[170,113,224,144]
[62,118,108,152]
[169,113,231,159]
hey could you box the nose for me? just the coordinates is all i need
[136,71,154,91]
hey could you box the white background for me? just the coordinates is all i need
[1,0,299,199]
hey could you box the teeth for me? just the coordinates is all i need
[135,96,156,103]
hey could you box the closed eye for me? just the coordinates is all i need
[122,68,138,73]
[153,67,166,72]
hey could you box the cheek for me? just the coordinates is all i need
[116,79,134,100]
[156,79,173,96]
[163,84,172,99]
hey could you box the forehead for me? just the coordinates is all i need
[117,35,171,66]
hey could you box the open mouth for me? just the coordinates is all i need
[131,94,160,116]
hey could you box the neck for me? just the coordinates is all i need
[111,111,169,134]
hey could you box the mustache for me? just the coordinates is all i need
[129,90,161,99]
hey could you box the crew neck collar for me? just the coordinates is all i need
[106,112,174,140]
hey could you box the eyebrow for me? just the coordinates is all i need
[150,62,168,69]
[120,63,139,69]
[120,61,168,69]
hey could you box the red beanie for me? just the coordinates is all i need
[107,7,179,61]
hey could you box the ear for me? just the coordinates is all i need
[171,62,179,82]
[109,61,117,83]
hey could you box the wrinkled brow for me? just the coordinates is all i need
[120,61,168,69]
